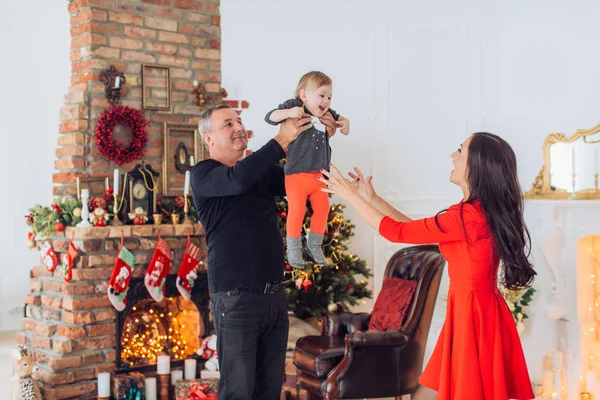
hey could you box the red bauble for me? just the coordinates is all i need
[285,263,293,271]
[55,222,65,232]
[95,105,150,166]
[51,203,62,214]
[302,279,313,291]
[27,232,34,240]
[279,211,287,218]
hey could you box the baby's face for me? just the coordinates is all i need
[301,83,332,117]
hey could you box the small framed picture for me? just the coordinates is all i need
[162,122,208,196]
[142,64,171,111]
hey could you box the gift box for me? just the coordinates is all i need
[175,378,219,400]
[113,371,146,400]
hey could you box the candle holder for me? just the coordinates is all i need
[153,214,163,225]
[99,65,126,106]
[581,392,592,400]
[97,397,110,400]
[111,192,124,226]
[158,374,170,400]
[77,190,92,227]
[183,194,193,225]
[171,214,180,225]
[191,81,228,109]
[570,173,579,200]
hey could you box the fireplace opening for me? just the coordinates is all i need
[115,274,210,373]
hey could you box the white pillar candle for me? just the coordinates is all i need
[190,155,195,166]
[184,170,191,196]
[98,372,111,397]
[114,169,120,195]
[184,359,197,380]
[145,377,157,400]
[115,76,120,88]
[572,147,577,175]
[551,350,564,369]
[171,369,183,385]
[157,354,170,374]
[542,370,554,394]
[587,370,597,392]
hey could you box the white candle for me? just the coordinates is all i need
[171,369,183,385]
[184,170,190,196]
[551,350,563,369]
[81,188,89,199]
[190,155,195,166]
[115,76,120,88]
[114,169,120,195]
[145,377,157,400]
[184,359,197,380]
[542,370,554,394]
[587,370,597,392]
[193,80,199,87]
[157,354,170,374]
[98,372,111,397]
[571,147,576,175]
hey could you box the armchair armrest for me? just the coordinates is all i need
[323,312,371,336]
[350,330,409,347]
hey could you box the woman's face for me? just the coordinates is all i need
[450,135,472,188]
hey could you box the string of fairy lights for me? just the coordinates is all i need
[120,301,199,367]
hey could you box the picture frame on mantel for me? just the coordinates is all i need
[142,64,171,111]
[162,122,208,196]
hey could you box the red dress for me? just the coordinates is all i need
[379,201,534,400]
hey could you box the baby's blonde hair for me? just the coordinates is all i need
[294,71,332,99]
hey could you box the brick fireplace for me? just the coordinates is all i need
[20,224,208,399]
[16,0,254,398]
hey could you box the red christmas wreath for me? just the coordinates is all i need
[95,105,150,166]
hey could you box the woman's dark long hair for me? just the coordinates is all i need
[453,132,536,289]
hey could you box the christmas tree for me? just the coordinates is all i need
[277,191,372,319]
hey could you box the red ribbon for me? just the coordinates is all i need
[189,384,210,399]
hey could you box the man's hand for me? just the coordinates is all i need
[274,114,311,150]
[337,116,350,135]
[287,107,305,120]
[319,112,338,138]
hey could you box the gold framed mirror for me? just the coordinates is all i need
[142,64,171,111]
[525,122,600,199]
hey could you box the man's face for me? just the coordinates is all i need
[203,108,248,154]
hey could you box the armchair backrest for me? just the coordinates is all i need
[383,245,445,336]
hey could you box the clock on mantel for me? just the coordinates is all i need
[121,163,160,224]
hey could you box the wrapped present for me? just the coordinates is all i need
[175,378,218,400]
[113,371,146,400]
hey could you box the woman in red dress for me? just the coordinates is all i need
[320,132,536,400]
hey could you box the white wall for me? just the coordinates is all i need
[221,0,600,385]
[0,2,70,330]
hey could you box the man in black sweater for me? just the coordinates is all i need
[191,104,336,399]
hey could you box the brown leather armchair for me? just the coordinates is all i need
[293,245,446,399]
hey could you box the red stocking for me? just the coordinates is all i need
[59,233,78,283]
[107,233,135,312]
[176,232,203,301]
[39,241,58,272]
[144,233,171,302]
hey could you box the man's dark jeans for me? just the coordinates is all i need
[210,286,289,400]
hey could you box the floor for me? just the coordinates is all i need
[0,331,16,399]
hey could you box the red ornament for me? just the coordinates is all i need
[302,279,313,291]
[95,105,149,166]
[285,263,292,271]
[104,187,114,202]
[27,231,34,240]
[55,222,65,232]
[279,211,287,218]
[50,203,62,214]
